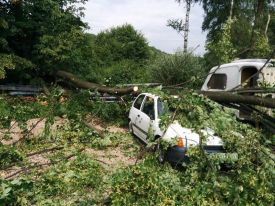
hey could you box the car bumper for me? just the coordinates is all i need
[165,146,190,165]
[164,145,237,166]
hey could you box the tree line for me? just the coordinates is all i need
[0,0,274,87]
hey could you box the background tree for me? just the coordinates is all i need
[201,0,274,59]
[93,24,150,67]
[204,18,237,67]
[0,0,89,81]
[168,0,201,52]
[88,24,152,84]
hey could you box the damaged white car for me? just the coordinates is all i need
[128,93,237,165]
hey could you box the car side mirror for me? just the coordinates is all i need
[148,113,155,120]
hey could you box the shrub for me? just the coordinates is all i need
[149,51,205,88]
[0,145,23,169]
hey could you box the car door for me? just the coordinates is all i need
[129,94,146,138]
[136,96,156,140]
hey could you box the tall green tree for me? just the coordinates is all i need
[0,0,89,80]
[93,24,150,67]
[201,0,274,58]
[204,18,237,67]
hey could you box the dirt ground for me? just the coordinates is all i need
[0,117,139,179]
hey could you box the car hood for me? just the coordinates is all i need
[161,121,223,147]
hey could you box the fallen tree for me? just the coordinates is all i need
[56,70,136,95]
[199,91,275,109]
[55,70,275,109]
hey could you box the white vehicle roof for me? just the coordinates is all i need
[202,59,275,91]
[139,92,158,99]
[209,60,266,73]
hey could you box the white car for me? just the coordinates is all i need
[129,93,236,165]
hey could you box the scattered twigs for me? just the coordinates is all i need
[94,158,109,165]
[27,146,64,157]
[26,118,45,136]
[83,120,105,138]
[8,121,17,133]
[5,148,85,179]
[11,118,46,146]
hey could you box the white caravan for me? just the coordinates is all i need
[201,59,275,91]
[201,59,275,119]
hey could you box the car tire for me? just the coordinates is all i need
[157,144,165,164]
[129,120,134,134]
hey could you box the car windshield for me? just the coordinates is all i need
[157,99,171,117]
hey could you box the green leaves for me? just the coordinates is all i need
[205,18,237,66]
[111,92,274,205]
[94,24,151,67]
[111,156,182,206]
[0,178,33,205]
[0,0,88,79]
[0,54,15,79]
[0,145,23,169]
[150,51,205,88]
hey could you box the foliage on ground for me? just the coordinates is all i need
[0,90,140,205]
[0,88,274,206]
[111,92,275,206]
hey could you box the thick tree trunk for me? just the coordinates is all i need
[200,91,275,109]
[249,0,266,53]
[56,70,136,95]
[254,0,265,31]
[265,12,271,38]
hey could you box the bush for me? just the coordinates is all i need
[100,60,149,85]
[0,145,23,169]
[89,99,130,126]
[149,51,205,88]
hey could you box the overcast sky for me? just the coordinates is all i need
[83,0,206,55]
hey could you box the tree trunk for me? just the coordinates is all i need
[199,91,275,109]
[56,70,136,95]
[254,0,265,31]
[183,0,191,52]
[229,0,234,19]
[249,0,266,53]
[265,12,271,38]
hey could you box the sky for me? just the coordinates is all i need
[83,0,207,55]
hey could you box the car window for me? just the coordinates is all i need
[207,73,227,89]
[142,97,155,120]
[157,98,165,116]
[157,98,170,117]
[133,95,145,109]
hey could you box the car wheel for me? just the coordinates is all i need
[157,144,165,164]
[129,120,134,134]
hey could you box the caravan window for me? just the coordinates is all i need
[207,74,227,89]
